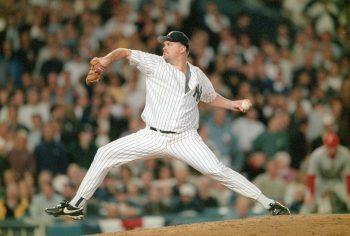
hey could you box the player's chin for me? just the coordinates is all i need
[163,56,170,62]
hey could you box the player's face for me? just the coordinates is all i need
[162,41,185,62]
[326,146,337,156]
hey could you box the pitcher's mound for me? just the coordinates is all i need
[93,214,350,236]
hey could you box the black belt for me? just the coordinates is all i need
[150,127,177,134]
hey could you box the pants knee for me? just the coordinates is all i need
[202,162,226,177]
[95,146,116,160]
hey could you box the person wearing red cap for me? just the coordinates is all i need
[307,133,350,212]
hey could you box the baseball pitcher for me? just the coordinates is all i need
[45,31,290,219]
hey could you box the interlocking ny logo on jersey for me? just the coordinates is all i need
[193,85,202,102]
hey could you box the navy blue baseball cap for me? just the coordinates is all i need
[158,31,190,49]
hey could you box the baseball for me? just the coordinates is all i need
[241,99,252,111]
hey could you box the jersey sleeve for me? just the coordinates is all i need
[197,69,216,103]
[129,50,162,76]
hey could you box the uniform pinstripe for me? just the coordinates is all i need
[75,50,262,202]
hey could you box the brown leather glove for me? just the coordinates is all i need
[86,57,105,85]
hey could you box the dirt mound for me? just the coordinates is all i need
[93,214,350,236]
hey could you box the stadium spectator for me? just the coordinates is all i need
[289,115,308,169]
[252,113,290,159]
[206,108,243,169]
[205,2,230,32]
[61,181,77,202]
[68,125,97,169]
[113,186,141,218]
[231,107,265,154]
[65,163,85,189]
[241,152,267,181]
[126,181,147,207]
[3,169,18,188]
[30,181,62,219]
[34,122,69,175]
[172,163,191,197]
[0,182,29,219]
[27,114,43,152]
[0,40,22,87]
[144,187,170,215]
[170,183,202,215]
[7,130,36,178]
[253,160,287,204]
[210,181,235,207]
[39,45,63,82]
[1,104,27,133]
[195,176,218,208]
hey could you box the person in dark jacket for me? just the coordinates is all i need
[68,125,97,169]
[34,122,68,175]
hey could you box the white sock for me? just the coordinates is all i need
[257,193,274,209]
[69,196,86,208]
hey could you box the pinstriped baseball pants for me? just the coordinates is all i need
[76,127,262,200]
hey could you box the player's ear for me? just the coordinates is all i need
[181,45,187,54]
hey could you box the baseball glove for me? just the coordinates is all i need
[86,57,105,85]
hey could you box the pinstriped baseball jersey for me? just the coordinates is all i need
[129,50,216,133]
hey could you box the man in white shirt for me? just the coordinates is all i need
[232,107,265,153]
[45,31,290,219]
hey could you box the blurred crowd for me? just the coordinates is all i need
[0,0,349,222]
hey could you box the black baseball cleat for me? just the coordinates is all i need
[45,200,84,220]
[269,201,291,216]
